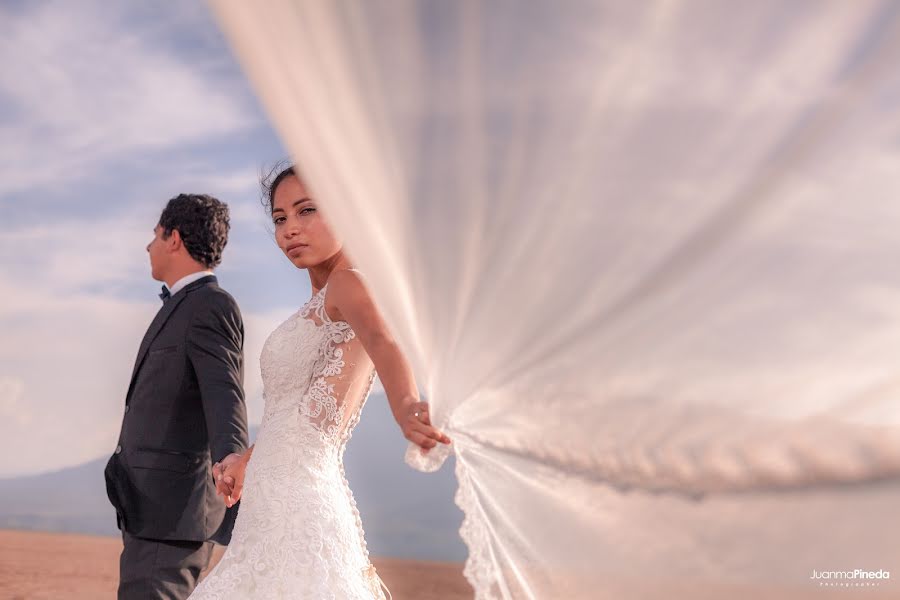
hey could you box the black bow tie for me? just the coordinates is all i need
[159,285,171,303]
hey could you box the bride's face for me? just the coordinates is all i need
[271,175,342,269]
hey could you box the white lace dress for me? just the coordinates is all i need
[190,277,387,599]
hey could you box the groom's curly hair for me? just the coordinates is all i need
[158,193,230,269]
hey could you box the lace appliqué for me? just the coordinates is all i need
[298,285,362,442]
[456,458,501,600]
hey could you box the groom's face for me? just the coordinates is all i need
[146,225,171,282]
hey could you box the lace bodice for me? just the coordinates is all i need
[190,273,385,599]
[259,279,377,449]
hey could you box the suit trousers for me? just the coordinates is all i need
[118,530,215,600]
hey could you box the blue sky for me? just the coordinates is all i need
[0,0,385,477]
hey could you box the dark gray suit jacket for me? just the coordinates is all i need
[104,274,249,544]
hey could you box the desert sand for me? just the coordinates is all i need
[0,529,472,599]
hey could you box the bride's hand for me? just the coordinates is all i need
[402,401,451,450]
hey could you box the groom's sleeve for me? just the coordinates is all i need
[186,293,249,464]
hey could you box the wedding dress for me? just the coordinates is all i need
[190,272,388,599]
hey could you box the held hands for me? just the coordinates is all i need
[212,452,247,508]
[401,401,451,450]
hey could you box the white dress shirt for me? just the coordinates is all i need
[166,270,215,296]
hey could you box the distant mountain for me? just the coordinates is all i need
[0,393,467,561]
[0,455,114,536]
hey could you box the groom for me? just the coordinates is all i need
[104,193,249,599]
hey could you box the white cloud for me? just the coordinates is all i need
[0,212,159,297]
[0,208,163,477]
[0,376,30,427]
[0,0,258,195]
[0,281,156,477]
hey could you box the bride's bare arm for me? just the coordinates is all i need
[326,269,451,449]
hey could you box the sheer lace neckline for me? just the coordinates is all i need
[304,268,361,324]
[301,283,335,325]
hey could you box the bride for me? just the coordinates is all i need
[189,165,451,599]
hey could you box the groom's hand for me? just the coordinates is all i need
[212,452,242,499]
[221,458,247,508]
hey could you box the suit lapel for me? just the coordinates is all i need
[126,275,218,402]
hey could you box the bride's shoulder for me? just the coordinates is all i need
[323,268,368,322]
[327,268,366,290]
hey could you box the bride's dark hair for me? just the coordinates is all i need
[260,161,297,218]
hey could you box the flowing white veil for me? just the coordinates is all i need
[210,1,900,597]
